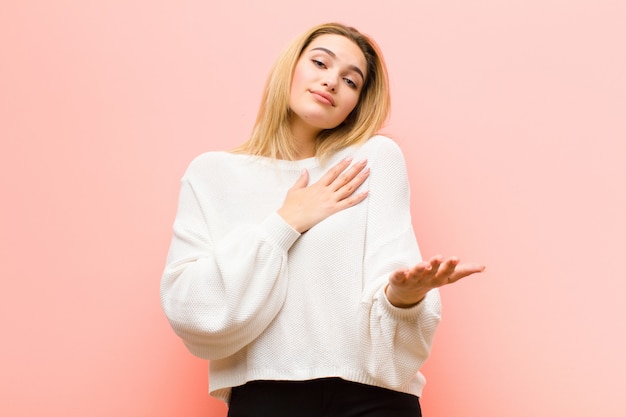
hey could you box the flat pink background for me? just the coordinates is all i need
[2,1,625,416]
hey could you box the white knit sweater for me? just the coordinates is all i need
[160,135,442,403]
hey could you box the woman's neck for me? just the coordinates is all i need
[289,117,321,159]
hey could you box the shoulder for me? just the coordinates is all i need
[357,135,408,165]
[186,151,230,169]
[357,136,412,191]
[183,151,249,179]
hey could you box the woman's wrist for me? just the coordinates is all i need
[384,284,425,308]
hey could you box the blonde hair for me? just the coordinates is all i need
[233,22,391,162]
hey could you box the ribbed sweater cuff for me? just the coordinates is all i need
[377,283,426,321]
[261,212,301,251]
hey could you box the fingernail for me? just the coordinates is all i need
[343,156,353,163]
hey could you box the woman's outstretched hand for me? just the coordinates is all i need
[386,255,486,308]
[277,156,369,233]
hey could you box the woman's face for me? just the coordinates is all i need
[289,34,367,136]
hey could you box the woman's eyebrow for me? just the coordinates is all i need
[310,47,365,81]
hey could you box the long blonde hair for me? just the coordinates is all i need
[234,22,391,162]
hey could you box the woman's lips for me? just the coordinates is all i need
[310,90,335,106]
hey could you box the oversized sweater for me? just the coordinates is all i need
[160,135,442,403]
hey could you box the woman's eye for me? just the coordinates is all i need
[344,78,357,89]
[312,59,326,68]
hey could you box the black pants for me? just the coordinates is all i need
[227,378,422,417]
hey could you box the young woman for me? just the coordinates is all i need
[161,22,485,417]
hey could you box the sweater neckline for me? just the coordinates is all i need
[221,152,324,170]
[220,139,369,171]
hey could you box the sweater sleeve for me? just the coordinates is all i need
[358,137,442,390]
[160,163,300,360]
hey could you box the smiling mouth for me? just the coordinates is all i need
[310,90,335,106]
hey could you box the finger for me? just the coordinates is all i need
[406,261,432,280]
[389,268,408,285]
[291,168,309,189]
[331,159,368,192]
[319,156,353,186]
[448,263,486,283]
[334,166,370,199]
[425,255,445,277]
[335,189,369,209]
[434,256,459,280]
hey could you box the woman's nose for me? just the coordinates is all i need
[322,78,337,91]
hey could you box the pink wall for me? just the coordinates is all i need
[2,1,624,416]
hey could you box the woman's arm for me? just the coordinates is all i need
[358,137,485,389]
[161,154,373,361]
[160,173,300,360]
[357,136,442,389]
